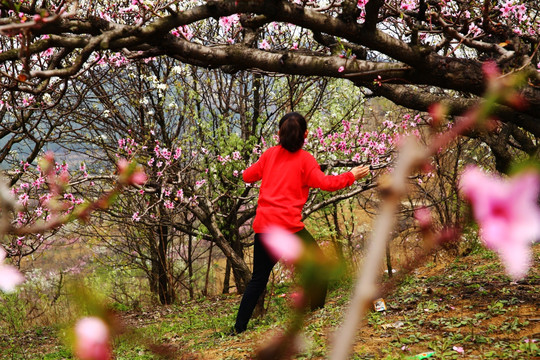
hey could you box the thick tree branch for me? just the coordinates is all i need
[0,0,538,137]
[365,83,540,137]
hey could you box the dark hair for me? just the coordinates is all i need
[278,112,307,152]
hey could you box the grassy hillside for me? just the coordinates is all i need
[2,244,539,360]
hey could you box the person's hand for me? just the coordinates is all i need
[351,165,370,180]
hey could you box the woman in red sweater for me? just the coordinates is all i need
[234,112,370,333]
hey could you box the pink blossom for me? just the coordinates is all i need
[338,66,345,73]
[160,148,171,159]
[21,96,34,107]
[164,200,174,210]
[515,4,527,21]
[195,179,206,189]
[174,148,182,160]
[18,193,29,206]
[460,166,540,280]
[0,248,24,292]
[219,14,240,33]
[179,26,193,40]
[468,23,482,37]
[453,346,464,354]
[175,189,183,200]
[261,226,304,265]
[74,317,112,360]
[400,0,417,11]
[500,1,514,18]
[259,39,271,50]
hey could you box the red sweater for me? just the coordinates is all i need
[243,145,356,233]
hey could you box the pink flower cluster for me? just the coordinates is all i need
[219,14,240,33]
[310,116,418,167]
[10,155,90,236]
[171,26,194,40]
[97,52,130,67]
[499,0,527,21]
[400,0,418,11]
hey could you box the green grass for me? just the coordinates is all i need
[1,245,539,360]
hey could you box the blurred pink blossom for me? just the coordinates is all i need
[460,166,540,280]
[482,60,500,81]
[117,159,147,186]
[414,206,432,228]
[0,248,24,292]
[74,317,112,360]
[129,168,147,185]
[261,226,304,265]
[453,346,464,354]
[289,290,305,309]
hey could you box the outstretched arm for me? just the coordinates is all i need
[306,164,370,192]
[350,165,370,181]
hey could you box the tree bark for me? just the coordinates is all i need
[190,200,252,293]
[157,224,174,305]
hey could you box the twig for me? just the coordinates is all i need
[329,137,426,360]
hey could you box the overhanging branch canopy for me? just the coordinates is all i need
[0,0,539,135]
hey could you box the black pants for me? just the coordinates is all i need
[234,228,328,333]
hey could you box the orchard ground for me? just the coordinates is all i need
[1,243,539,360]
